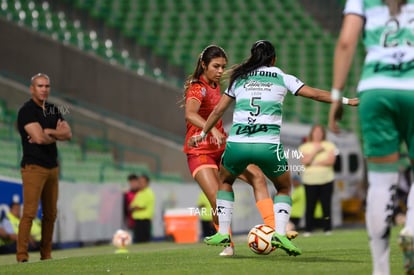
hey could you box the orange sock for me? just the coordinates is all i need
[213,223,219,232]
[256,198,275,229]
[229,229,234,247]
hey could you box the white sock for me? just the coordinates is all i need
[402,182,414,235]
[366,171,398,275]
[217,198,234,235]
[273,196,292,235]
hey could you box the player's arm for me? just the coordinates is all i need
[44,119,72,141]
[202,94,233,144]
[185,98,222,136]
[24,122,57,144]
[329,13,364,133]
[185,98,206,128]
[332,14,363,94]
[188,94,233,147]
[297,86,358,106]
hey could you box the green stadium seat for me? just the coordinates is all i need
[0,140,21,167]
[89,0,110,20]
[0,98,7,122]
[0,166,21,179]
[319,104,330,126]
[105,1,126,29]
[99,165,130,183]
[58,143,83,161]
[0,0,8,16]
[130,59,148,76]
[120,15,141,39]
[74,0,94,11]
[0,0,362,169]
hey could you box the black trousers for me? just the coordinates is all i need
[201,220,216,238]
[304,181,334,232]
[133,219,152,243]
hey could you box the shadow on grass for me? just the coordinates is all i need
[222,254,364,264]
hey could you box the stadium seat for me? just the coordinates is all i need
[73,0,93,11]
[0,98,7,122]
[0,139,21,168]
[0,0,362,178]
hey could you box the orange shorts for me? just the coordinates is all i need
[186,151,223,178]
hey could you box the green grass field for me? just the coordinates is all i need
[0,227,405,275]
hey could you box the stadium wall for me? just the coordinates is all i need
[0,176,278,243]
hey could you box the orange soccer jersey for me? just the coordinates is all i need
[183,76,226,155]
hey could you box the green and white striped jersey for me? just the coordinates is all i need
[225,66,304,144]
[344,0,414,92]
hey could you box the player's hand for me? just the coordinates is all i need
[348,98,359,106]
[188,134,203,147]
[211,128,225,147]
[329,101,342,134]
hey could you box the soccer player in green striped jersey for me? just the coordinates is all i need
[189,40,357,256]
[329,1,414,274]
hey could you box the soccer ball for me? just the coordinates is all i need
[247,224,275,255]
[112,229,132,249]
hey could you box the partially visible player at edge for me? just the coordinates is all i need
[182,45,297,256]
[328,0,414,274]
[189,40,358,256]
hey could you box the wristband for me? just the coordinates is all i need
[342,97,349,105]
[200,131,206,139]
[331,88,341,101]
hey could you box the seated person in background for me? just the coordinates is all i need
[0,202,41,254]
[289,175,305,231]
[0,204,19,254]
[1,223,15,254]
[197,192,216,238]
[1,230,16,254]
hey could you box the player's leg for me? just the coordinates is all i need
[204,142,245,247]
[188,152,223,227]
[194,168,220,227]
[359,89,401,275]
[189,153,234,255]
[239,163,298,240]
[204,165,237,246]
[398,89,414,274]
[256,143,301,256]
[194,166,237,255]
[366,159,399,275]
[238,164,275,229]
[400,160,414,275]
[267,171,301,256]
